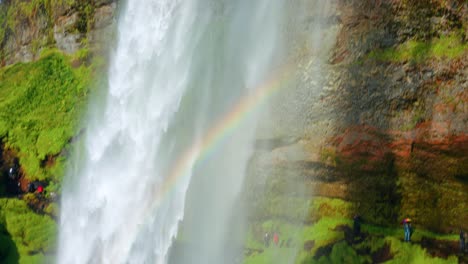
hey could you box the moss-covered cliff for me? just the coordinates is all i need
[0,1,115,263]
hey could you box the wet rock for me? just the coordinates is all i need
[94,3,117,29]
[88,2,118,53]
[392,68,406,82]
[54,13,82,54]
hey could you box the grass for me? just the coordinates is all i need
[0,47,101,263]
[385,237,458,264]
[306,197,354,221]
[244,217,351,264]
[304,241,370,264]
[368,33,468,63]
[244,247,299,264]
[244,197,461,264]
[0,198,56,264]
[362,224,458,243]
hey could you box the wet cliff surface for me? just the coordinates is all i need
[327,0,467,232]
[245,0,467,262]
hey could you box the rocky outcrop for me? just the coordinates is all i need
[0,0,118,66]
[323,0,467,232]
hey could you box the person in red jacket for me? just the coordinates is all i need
[28,181,44,193]
[273,233,279,246]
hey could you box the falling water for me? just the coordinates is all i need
[58,0,287,263]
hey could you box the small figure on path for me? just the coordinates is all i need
[28,181,45,194]
[8,166,17,179]
[273,232,279,246]
[264,232,270,247]
[402,218,412,242]
[460,229,465,253]
[353,215,361,237]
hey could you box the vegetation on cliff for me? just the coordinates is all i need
[244,196,460,264]
[0,1,111,263]
[368,32,467,63]
[243,0,467,263]
[0,48,101,263]
[0,49,98,186]
[0,198,56,264]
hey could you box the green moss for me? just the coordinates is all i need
[0,50,95,182]
[385,237,457,264]
[362,224,457,243]
[43,203,58,218]
[0,198,56,264]
[307,197,354,221]
[0,223,19,264]
[397,170,467,232]
[306,241,369,264]
[244,193,461,264]
[244,247,298,264]
[368,33,468,63]
[244,217,351,264]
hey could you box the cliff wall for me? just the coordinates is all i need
[0,0,117,65]
[246,0,467,262]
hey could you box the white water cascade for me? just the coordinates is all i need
[58,0,287,263]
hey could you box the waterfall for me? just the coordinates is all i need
[57,0,286,263]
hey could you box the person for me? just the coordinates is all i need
[403,222,408,241]
[8,159,20,179]
[8,166,17,179]
[460,229,466,253]
[28,181,44,193]
[403,219,413,242]
[273,233,279,246]
[264,232,270,247]
[6,166,19,194]
[353,215,361,237]
[27,182,36,193]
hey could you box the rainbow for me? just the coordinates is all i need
[133,63,297,243]
[150,63,295,205]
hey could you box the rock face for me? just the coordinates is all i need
[249,0,467,233]
[53,12,82,54]
[0,0,118,65]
